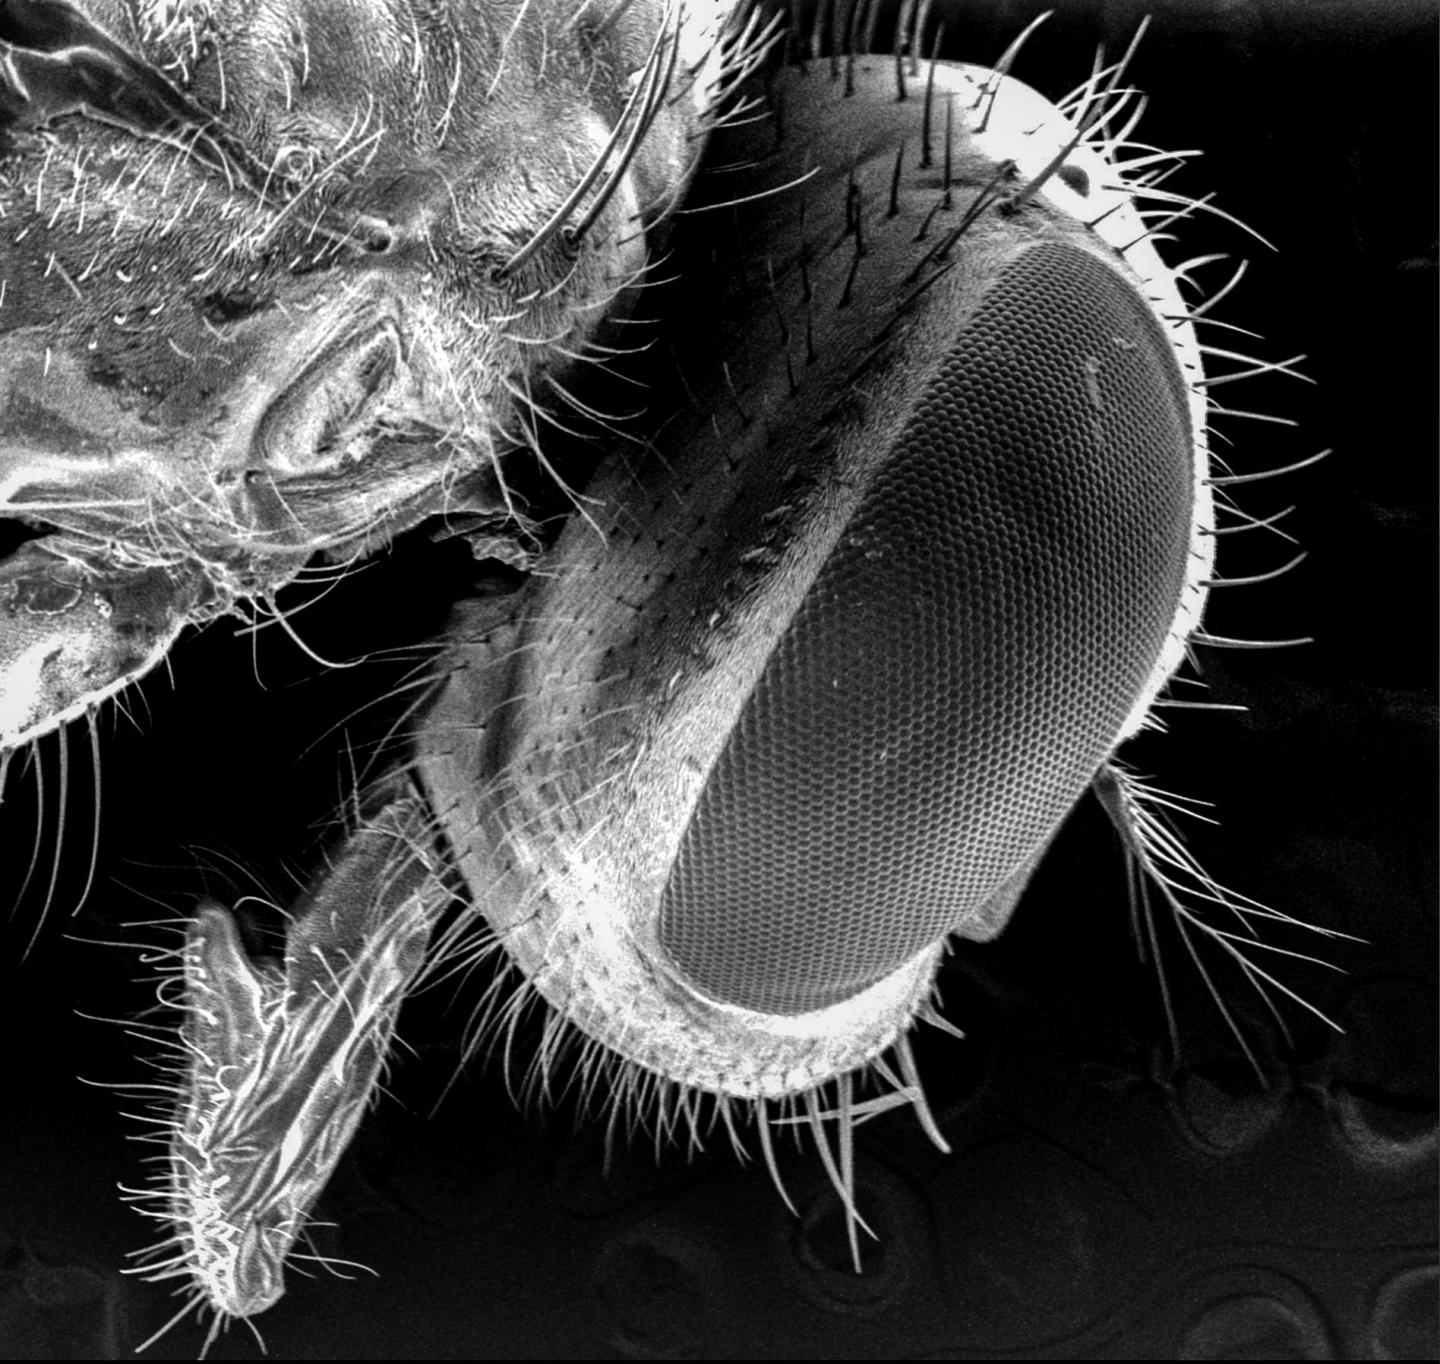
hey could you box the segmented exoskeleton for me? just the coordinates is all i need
[0,1,1346,1354]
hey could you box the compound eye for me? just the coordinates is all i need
[656,241,1194,1016]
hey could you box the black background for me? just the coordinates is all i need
[2,0,1435,1358]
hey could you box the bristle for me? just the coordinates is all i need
[1093,763,1353,1082]
[22,4,1344,1343]
[887,142,904,217]
[920,22,941,167]
[1207,449,1332,486]
[1200,551,1308,589]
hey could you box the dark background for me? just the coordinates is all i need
[2,0,1435,1357]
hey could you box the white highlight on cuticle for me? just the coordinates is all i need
[0,5,1347,1350]
[118,813,447,1356]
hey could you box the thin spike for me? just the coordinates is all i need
[672,164,823,217]
[837,183,865,306]
[1203,504,1297,539]
[1152,700,1249,713]
[1202,551,1308,589]
[843,0,861,94]
[1187,257,1250,320]
[919,22,942,168]
[805,1085,872,1269]
[1119,191,1218,252]
[76,710,103,917]
[130,1291,207,1356]
[920,1001,967,1044]
[1004,119,1089,214]
[942,90,953,208]
[500,16,673,275]
[887,142,904,217]
[1130,185,1275,250]
[837,1076,860,1271]
[976,11,1052,134]
[1208,450,1331,486]
[768,266,800,397]
[893,14,906,100]
[1206,406,1299,430]
[913,160,1012,276]
[911,192,944,242]
[254,593,364,669]
[1110,16,1153,105]
[17,745,48,956]
[895,1034,951,1153]
[569,22,683,244]
[721,360,751,425]
[1191,632,1313,650]
[1194,355,1313,390]
[911,0,934,76]
[38,724,69,945]
[1093,763,1346,1085]
[840,0,860,57]
[1059,41,1111,126]
[861,0,884,55]
[837,238,863,308]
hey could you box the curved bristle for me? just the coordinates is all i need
[0,5,1349,1345]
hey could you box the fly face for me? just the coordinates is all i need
[2,4,1349,1353]
[419,35,1219,1102]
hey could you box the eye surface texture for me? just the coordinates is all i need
[656,240,1195,1016]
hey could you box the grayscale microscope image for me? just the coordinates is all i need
[0,1,1434,1359]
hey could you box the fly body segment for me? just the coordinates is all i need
[0,0,758,756]
[0,0,1345,1352]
